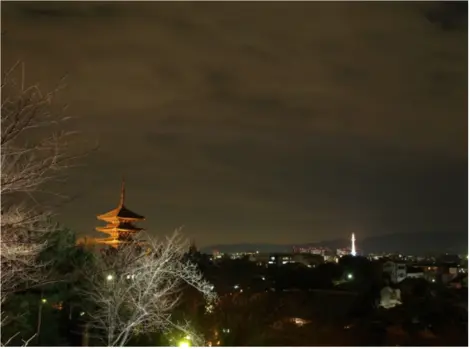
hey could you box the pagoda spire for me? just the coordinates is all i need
[119,176,126,207]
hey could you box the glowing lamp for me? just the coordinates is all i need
[178,340,191,347]
[347,273,353,280]
[106,274,113,281]
[41,298,47,304]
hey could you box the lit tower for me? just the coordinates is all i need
[95,179,145,247]
[351,232,357,256]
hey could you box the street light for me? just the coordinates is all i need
[106,274,113,281]
[178,340,190,347]
[347,273,353,280]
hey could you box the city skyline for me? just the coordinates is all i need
[2,2,467,246]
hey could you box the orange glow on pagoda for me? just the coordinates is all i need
[95,179,145,247]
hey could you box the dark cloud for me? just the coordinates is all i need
[2,2,467,246]
[16,3,118,19]
[423,2,467,32]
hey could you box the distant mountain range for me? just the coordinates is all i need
[201,232,468,255]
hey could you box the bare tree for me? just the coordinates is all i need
[82,231,217,347]
[1,63,88,344]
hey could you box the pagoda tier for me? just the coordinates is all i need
[96,222,144,233]
[96,179,145,246]
[97,206,144,223]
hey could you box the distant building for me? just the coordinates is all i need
[248,252,270,265]
[336,248,350,257]
[383,261,407,284]
[379,286,402,309]
[411,262,461,284]
[438,253,461,264]
[212,250,224,260]
[268,254,294,266]
[292,253,324,267]
[382,259,464,285]
[417,264,440,283]
[406,266,424,279]
[440,264,460,284]
[248,252,325,267]
[292,245,330,256]
[324,255,337,263]
[448,273,468,289]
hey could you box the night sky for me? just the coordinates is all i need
[2,2,467,247]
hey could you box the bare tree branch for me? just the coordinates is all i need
[0,63,91,345]
[82,231,217,347]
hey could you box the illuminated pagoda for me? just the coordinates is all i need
[95,179,145,247]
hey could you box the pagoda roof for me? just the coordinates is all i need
[97,205,145,221]
[97,179,145,221]
[96,222,143,233]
